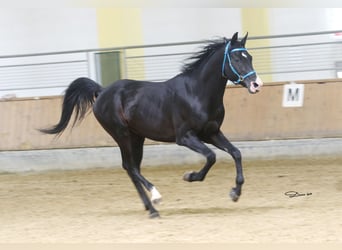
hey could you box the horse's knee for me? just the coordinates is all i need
[207,152,216,165]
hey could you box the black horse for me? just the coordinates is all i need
[41,32,263,218]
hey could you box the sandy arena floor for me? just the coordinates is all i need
[0,156,341,243]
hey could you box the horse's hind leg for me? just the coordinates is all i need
[122,157,160,218]
[128,135,162,205]
[94,108,160,217]
[125,167,159,218]
[118,134,160,218]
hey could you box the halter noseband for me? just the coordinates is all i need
[221,41,256,84]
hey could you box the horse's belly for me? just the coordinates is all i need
[147,132,176,142]
[135,128,176,142]
[129,120,176,142]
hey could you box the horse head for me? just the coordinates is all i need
[222,32,263,94]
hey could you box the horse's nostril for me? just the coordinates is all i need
[253,82,259,88]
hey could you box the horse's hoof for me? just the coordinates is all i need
[183,171,195,182]
[149,211,160,219]
[229,188,240,202]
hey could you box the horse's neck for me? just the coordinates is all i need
[193,49,227,102]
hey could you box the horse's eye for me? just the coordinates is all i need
[242,52,248,58]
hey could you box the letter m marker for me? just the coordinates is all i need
[282,83,304,107]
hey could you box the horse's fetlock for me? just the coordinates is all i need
[236,176,244,185]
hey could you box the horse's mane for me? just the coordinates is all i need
[181,37,227,74]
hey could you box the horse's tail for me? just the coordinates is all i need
[39,77,103,135]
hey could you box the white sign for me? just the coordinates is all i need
[282,83,304,107]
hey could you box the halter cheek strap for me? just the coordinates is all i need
[222,41,256,84]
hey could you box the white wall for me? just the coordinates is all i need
[268,8,330,35]
[140,8,241,81]
[141,8,241,44]
[0,9,99,98]
[0,9,98,55]
[268,8,341,82]
[0,8,340,97]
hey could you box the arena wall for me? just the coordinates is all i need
[1,79,341,151]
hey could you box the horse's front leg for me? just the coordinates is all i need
[209,131,244,202]
[177,131,216,182]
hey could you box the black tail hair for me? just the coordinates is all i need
[39,77,102,135]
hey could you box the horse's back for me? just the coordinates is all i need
[93,79,177,142]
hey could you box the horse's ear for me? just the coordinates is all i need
[241,32,248,47]
[231,32,239,45]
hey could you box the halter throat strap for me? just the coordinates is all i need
[221,41,256,84]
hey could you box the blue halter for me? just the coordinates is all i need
[221,41,256,84]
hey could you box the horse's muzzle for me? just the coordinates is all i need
[248,75,263,94]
